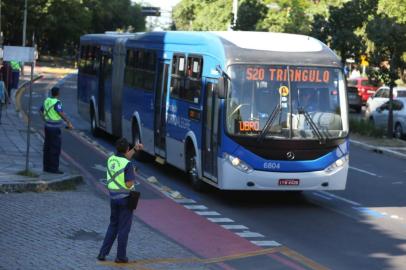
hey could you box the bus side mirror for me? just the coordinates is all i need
[218,77,227,99]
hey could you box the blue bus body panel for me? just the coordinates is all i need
[221,133,349,172]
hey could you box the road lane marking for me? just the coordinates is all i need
[318,191,361,206]
[184,205,208,210]
[195,211,221,216]
[312,192,332,200]
[92,164,106,172]
[251,240,282,247]
[236,231,264,238]
[221,224,249,230]
[353,207,384,218]
[349,166,377,177]
[174,198,197,204]
[207,217,234,223]
[100,245,328,270]
[392,181,403,185]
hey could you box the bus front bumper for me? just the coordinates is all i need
[217,159,348,191]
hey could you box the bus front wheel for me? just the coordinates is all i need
[187,149,207,192]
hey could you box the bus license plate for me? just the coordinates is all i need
[278,179,300,186]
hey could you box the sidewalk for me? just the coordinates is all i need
[0,73,82,193]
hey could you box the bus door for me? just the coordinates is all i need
[154,60,170,158]
[203,79,220,182]
[97,52,111,129]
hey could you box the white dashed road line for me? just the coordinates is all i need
[236,231,265,238]
[349,166,377,177]
[221,225,249,230]
[184,205,208,210]
[195,211,221,216]
[207,218,235,223]
[251,241,282,247]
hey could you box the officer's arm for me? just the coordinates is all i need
[39,105,45,121]
[57,111,73,129]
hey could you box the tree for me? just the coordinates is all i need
[0,0,145,55]
[233,0,267,31]
[366,14,406,137]
[258,0,312,34]
[173,0,232,31]
[309,0,378,64]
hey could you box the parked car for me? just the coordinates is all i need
[365,86,406,118]
[347,77,379,104]
[370,98,406,139]
[347,86,362,113]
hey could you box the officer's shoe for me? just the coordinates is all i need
[97,254,106,261]
[114,257,129,263]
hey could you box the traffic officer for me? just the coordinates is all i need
[10,60,22,90]
[40,86,73,174]
[98,138,143,263]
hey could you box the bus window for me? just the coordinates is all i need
[125,49,156,91]
[170,54,186,99]
[185,56,203,103]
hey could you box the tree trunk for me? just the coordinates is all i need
[387,84,394,138]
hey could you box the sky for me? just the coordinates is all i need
[133,0,181,30]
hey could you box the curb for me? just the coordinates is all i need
[350,139,406,160]
[0,175,83,193]
[3,74,84,193]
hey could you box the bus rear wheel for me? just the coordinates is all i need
[132,123,150,161]
[187,149,207,192]
[90,108,100,137]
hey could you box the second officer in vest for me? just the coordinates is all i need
[40,86,73,174]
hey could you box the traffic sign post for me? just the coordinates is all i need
[3,46,36,173]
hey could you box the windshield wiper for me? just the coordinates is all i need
[297,107,326,144]
[257,104,281,143]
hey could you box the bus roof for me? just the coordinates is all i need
[81,31,341,68]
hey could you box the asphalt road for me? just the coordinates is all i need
[21,73,406,270]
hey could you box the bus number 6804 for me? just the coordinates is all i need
[263,162,280,170]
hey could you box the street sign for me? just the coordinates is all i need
[141,6,161,16]
[360,55,369,67]
[3,46,35,62]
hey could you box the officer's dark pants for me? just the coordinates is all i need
[11,71,20,90]
[43,126,61,172]
[99,197,133,260]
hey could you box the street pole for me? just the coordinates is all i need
[23,0,27,47]
[232,0,238,28]
[22,0,28,75]
[25,62,34,173]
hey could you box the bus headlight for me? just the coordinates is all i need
[224,153,253,173]
[325,155,349,173]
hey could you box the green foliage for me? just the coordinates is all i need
[233,0,267,31]
[172,0,232,31]
[258,0,312,34]
[378,0,406,23]
[366,14,406,86]
[349,118,385,138]
[1,0,145,55]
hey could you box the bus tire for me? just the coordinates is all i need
[90,107,101,137]
[132,122,150,161]
[186,147,207,192]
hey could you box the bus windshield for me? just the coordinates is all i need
[226,65,349,140]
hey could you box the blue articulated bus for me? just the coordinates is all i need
[78,31,349,191]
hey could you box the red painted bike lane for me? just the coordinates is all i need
[61,129,324,270]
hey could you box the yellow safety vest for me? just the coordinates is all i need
[10,61,21,71]
[106,155,132,194]
[43,97,62,123]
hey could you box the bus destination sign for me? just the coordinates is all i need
[246,67,331,83]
